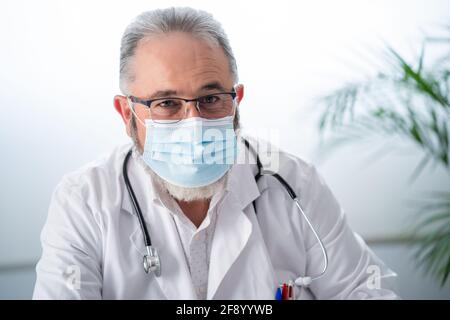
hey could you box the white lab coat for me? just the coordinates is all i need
[33,140,399,300]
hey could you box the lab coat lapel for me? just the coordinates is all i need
[124,152,196,300]
[207,164,277,299]
[207,194,251,299]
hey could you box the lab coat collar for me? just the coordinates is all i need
[121,149,167,216]
[225,164,260,209]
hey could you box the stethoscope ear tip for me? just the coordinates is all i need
[295,276,312,287]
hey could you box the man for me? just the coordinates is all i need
[33,7,399,299]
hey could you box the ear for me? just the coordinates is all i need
[235,84,244,105]
[114,95,132,136]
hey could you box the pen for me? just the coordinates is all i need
[275,286,282,300]
[281,283,289,300]
[288,280,294,300]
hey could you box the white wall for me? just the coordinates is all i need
[1,0,450,298]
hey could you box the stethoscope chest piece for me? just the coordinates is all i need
[143,246,161,277]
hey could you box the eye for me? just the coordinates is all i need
[155,99,182,108]
[198,95,220,104]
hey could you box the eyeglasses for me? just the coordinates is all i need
[127,91,237,123]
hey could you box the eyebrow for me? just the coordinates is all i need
[199,82,227,93]
[144,82,228,100]
[147,89,178,99]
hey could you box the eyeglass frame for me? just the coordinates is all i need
[126,89,237,123]
[127,90,237,109]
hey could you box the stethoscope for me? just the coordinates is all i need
[122,138,328,288]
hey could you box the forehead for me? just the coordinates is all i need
[129,32,233,97]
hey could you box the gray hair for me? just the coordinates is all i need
[119,7,238,94]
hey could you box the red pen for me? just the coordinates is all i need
[281,283,289,300]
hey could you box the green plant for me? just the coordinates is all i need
[317,27,450,285]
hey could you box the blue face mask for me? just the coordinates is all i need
[142,116,237,188]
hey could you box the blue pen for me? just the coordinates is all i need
[275,286,282,300]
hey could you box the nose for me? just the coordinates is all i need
[184,101,201,119]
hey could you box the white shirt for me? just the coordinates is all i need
[149,170,224,300]
[172,205,219,299]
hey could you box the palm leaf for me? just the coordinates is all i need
[412,192,450,286]
[317,26,450,285]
